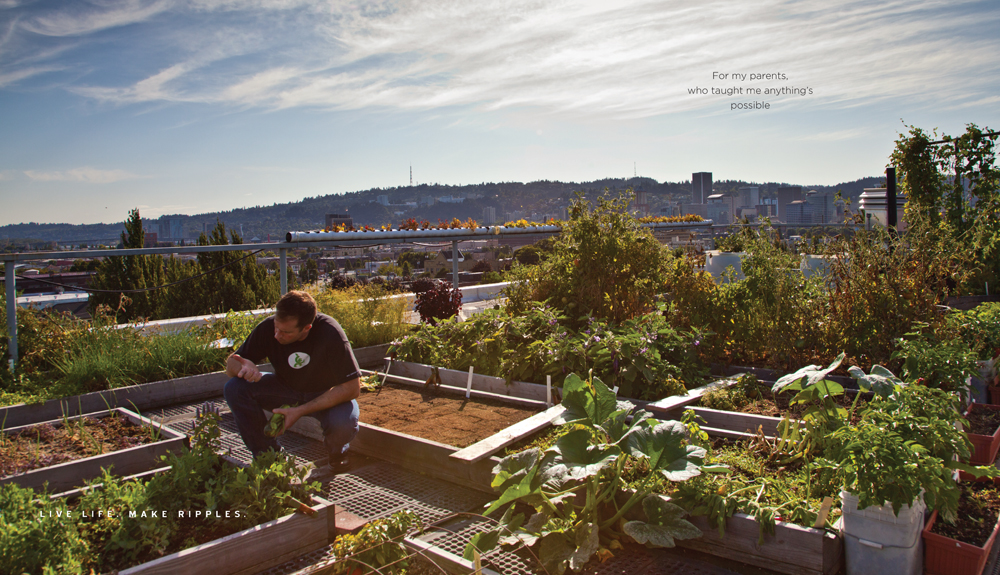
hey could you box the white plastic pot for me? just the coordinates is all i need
[840,491,924,575]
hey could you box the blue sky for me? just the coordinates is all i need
[1,0,998,226]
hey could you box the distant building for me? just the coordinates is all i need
[777,186,803,222]
[692,172,713,204]
[325,213,354,230]
[706,194,734,225]
[424,249,476,275]
[482,207,497,225]
[376,195,389,206]
[420,196,436,206]
[737,186,759,209]
[157,217,185,239]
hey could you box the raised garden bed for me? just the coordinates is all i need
[119,495,334,575]
[0,408,186,493]
[679,512,842,575]
[0,365,271,429]
[357,382,541,449]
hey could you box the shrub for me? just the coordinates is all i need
[408,277,435,294]
[310,283,410,348]
[892,323,979,400]
[534,190,671,325]
[413,282,462,325]
[949,303,1000,360]
[391,303,707,400]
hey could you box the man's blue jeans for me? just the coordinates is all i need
[223,373,359,460]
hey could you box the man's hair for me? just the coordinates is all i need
[275,290,317,328]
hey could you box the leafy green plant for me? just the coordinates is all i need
[949,303,1000,361]
[892,323,978,401]
[533,190,672,325]
[0,482,91,574]
[818,384,992,523]
[310,283,411,348]
[327,510,420,574]
[390,304,707,400]
[699,373,763,412]
[464,373,715,574]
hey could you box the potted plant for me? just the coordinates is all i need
[923,481,1000,575]
[819,384,983,575]
[964,402,1000,465]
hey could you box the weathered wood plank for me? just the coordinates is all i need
[388,361,550,402]
[120,499,332,575]
[645,378,738,412]
[688,407,784,437]
[353,344,391,369]
[679,513,842,575]
[450,404,566,463]
[0,408,187,493]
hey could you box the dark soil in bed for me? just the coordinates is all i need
[931,481,1000,547]
[357,383,540,448]
[967,406,1000,436]
[1,412,158,477]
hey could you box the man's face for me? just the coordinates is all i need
[273,316,311,345]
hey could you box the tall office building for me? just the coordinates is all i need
[482,207,497,225]
[777,186,803,222]
[737,186,759,208]
[692,172,712,204]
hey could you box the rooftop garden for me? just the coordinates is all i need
[1,123,1000,574]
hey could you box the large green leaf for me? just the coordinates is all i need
[848,364,903,398]
[552,373,619,428]
[626,421,706,482]
[463,506,523,560]
[568,522,600,571]
[491,448,541,492]
[539,532,573,575]
[599,407,652,445]
[623,495,702,548]
[550,428,621,481]
[772,352,845,394]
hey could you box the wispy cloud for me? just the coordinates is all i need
[0,65,61,87]
[22,0,174,37]
[24,167,146,183]
[6,0,1000,120]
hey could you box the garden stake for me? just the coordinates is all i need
[546,375,552,407]
[813,496,834,528]
[466,366,474,399]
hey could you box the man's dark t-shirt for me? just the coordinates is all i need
[236,313,361,393]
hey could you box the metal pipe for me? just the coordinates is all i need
[279,248,288,295]
[452,240,459,288]
[886,167,897,230]
[5,263,15,374]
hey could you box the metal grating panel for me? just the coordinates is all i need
[144,398,229,423]
[418,516,535,575]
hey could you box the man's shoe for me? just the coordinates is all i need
[328,454,351,475]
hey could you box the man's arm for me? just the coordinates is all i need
[226,353,263,383]
[272,377,361,434]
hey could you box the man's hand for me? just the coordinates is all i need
[226,354,262,383]
[273,405,304,435]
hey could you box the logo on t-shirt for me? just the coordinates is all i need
[288,352,311,369]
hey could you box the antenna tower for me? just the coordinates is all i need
[410,165,413,186]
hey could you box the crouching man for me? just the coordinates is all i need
[224,290,360,473]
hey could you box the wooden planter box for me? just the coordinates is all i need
[966,403,1000,465]
[678,512,842,575]
[0,408,187,494]
[0,364,271,429]
[352,343,392,369]
[118,496,333,575]
[923,509,1000,575]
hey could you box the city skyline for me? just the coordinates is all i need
[1,0,998,226]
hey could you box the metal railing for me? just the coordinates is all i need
[2,221,712,374]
